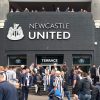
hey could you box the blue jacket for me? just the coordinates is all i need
[0,81,17,100]
[49,88,62,97]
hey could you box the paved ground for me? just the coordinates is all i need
[28,94,71,100]
[28,94,48,100]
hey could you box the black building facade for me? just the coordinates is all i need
[0,12,99,71]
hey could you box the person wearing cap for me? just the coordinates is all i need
[0,72,17,100]
[48,85,62,100]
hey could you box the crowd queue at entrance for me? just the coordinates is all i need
[0,63,100,100]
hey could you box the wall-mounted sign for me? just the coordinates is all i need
[5,12,94,51]
[41,59,58,63]
[37,55,64,64]
[7,22,71,41]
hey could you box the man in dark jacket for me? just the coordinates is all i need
[89,64,97,85]
[95,82,100,100]
[0,72,17,100]
[21,68,33,100]
[79,72,92,100]
[63,71,71,100]
[91,82,100,100]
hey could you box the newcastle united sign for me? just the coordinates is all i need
[7,22,71,40]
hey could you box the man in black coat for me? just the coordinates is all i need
[79,72,93,100]
[63,71,71,100]
[91,82,100,100]
[21,68,33,100]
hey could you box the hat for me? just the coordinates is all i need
[21,65,25,68]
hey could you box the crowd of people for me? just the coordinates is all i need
[0,63,100,100]
[10,7,87,13]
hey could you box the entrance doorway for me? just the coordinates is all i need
[36,54,64,71]
[72,54,92,72]
[42,64,62,71]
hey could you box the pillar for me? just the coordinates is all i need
[91,0,100,20]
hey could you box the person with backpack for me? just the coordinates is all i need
[63,69,71,100]
[72,69,81,100]
[35,71,42,95]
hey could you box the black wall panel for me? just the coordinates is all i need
[4,12,95,51]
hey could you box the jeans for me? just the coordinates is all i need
[64,91,71,100]
[48,96,62,100]
[22,86,29,100]
[79,93,91,100]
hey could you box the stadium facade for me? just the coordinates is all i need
[0,0,100,71]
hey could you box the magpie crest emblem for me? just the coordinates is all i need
[7,23,24,40]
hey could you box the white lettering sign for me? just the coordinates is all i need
[7,23,71,40]
[29,31,70,40]
[29,23,70,29]
[41,59,58,63]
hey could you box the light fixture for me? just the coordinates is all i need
[94,41,98,45]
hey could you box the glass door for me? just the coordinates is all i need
[72,54,92,72]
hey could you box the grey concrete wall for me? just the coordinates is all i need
[0,29,6,66]
[91,0,100,20]
[94,28,100,66]
[0,0,9,20]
